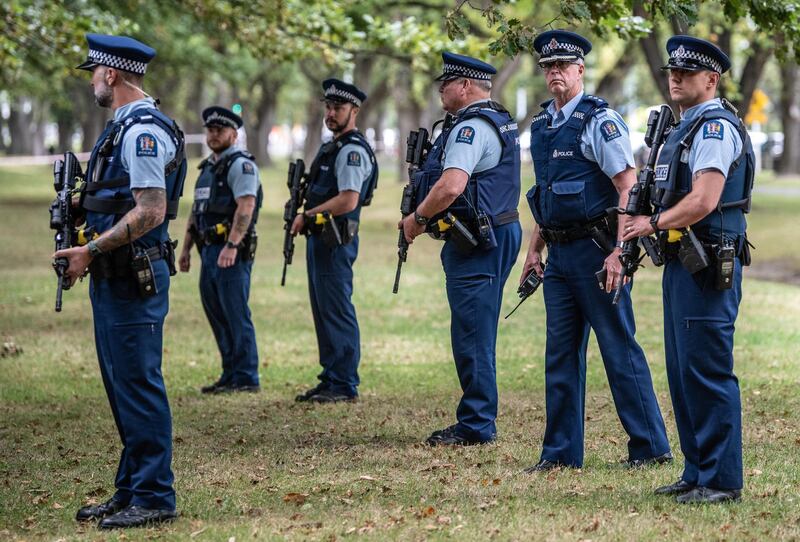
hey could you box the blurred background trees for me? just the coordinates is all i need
[1,0,798,173]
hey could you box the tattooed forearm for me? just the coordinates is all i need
[95,188,167,252]
[228,195,256,244]
[233,213,251,235]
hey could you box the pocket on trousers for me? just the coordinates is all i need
[550,181,587,223]
[683,316,734,369]
[110,322,162,380]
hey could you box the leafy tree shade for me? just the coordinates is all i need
[448,0,800,60]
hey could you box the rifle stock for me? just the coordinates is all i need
[281,159,307,286]
[393,127,430,294]
[612,104,674,305]
[49,152,84,312]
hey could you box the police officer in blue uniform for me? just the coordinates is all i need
[401,53,522,446]
[54,34,186,528]
[290,79,378,403]
[179,106,263,394]
[623,36,754,504]
[520,30,671,471]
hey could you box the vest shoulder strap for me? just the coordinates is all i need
[683,106,754,212]
[216,149,256,177]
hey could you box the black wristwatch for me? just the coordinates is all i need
[650,213,661,234]
[225,240,241,249]
[87,240,103,258]
[414,211,429,226]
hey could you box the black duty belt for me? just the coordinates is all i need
[540,215,609,244]
[89,242,171,280]
[491,210,519,227]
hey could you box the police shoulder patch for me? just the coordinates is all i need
[346,150,362,166]
[599,120,621,142]
[135,132,158,157]
[455,125,475,145]
[703,120,724,140]
[241,160,255,175]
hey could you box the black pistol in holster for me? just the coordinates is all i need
[505,265,545,319]
[393,127,431,294]
[50,152,86,312]
[429,212,479,254]
[604,104,674,305]
[312,211,343,248]
[663,227,710,274]
[281,159,307,286]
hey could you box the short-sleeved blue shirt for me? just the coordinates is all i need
[443,100,503,176]
[116,97,177,190]
[680,98,742,176]
[334,143,373,193]
[546,91,635,179]
[209,145,261,199]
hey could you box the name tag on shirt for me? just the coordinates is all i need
[194,187,211,200]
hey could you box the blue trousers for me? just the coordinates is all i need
[663,257,743,490]
[540,237,670,467]
[199,244,259,386]
[306,234,360,397]
[89,259,175,511]
[441,222,522,442]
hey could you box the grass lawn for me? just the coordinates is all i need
[1,160,799,541]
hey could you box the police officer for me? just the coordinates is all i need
[521,30,671,470]
[623,36,753,503]
[178,106,263,394]
[401,53,522,446]
[54,34,186,528]
[290,79,378,403]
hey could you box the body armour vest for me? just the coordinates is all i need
[191,150,263,232]
[652,103,754,239]
[415,101,520,224]
[527,95,619,228]
[305,130,378,223]
[83,107,187,249]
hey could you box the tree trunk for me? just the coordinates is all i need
[777,61,800,174]
[250,70,282,167]
[394,62,425,183]
[493,56,522,100]
[732,42,772,115]
[7,97,33,155]
[594,51,638,106]
[634,2,674,107]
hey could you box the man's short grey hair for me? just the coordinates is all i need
[472,78,492,91]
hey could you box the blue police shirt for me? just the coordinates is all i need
[443,100,503,175]
[681,98,742,176]
[547,91,635,178]
[116,97,177,190]
[334,143,373,193]
[209,145,261,199]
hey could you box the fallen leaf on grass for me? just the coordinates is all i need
[420,462,456,472]
[283,493,309,505]
[585,517,600,532]
[359,475,377,481]
[52,502,63,509]
[747,468,763,476]
[190,527,207,538]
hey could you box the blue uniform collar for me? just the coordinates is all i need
[113,97,157,122]
[680,97,722,122]
[546,90,584,128]
[456,99,491,115]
